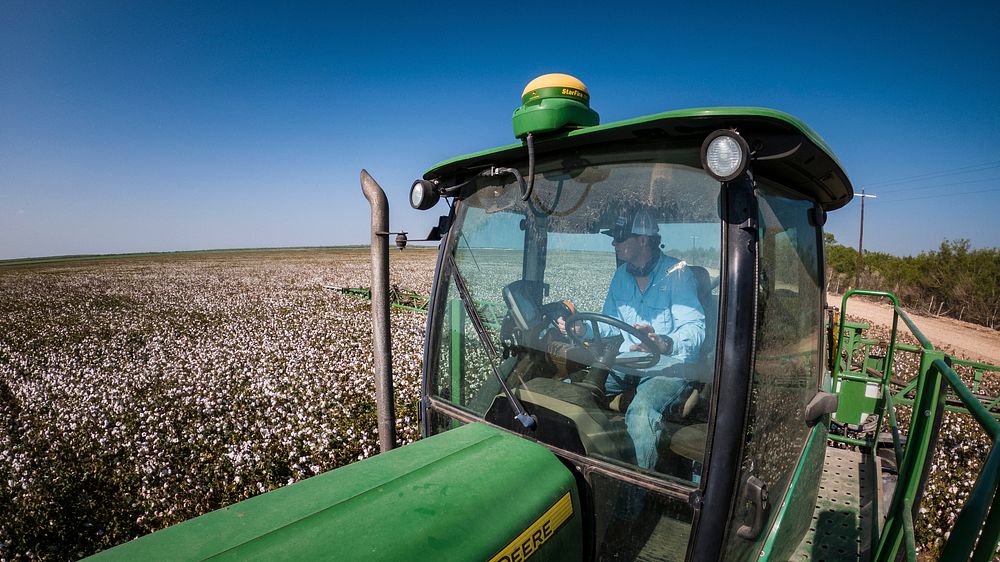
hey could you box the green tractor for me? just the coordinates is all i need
[93,74,1000,561]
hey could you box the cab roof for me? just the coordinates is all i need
[425,107,853,211]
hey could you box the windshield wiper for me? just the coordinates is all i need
[447,254,537,430]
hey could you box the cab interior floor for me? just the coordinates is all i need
[634,516,691,562]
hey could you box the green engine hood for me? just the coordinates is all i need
[90,423,581,561]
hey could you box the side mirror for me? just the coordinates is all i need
[392,216,451,250]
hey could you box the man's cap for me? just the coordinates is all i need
[603,206,659,240]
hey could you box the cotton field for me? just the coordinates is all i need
[0,249,436,560]
[0,249,995,560]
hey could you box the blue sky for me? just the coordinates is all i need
[2,1,999,260]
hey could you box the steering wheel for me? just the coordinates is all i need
[563,311,662,369]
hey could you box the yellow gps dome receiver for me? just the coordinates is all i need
[512,73,599,138]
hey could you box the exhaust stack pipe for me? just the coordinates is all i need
[360,169,396,453]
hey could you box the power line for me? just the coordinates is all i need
[878,186,1000,203]
[876,175,1000,195]
[860,159,1000,189]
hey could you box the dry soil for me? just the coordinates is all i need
[828,292,1000,365]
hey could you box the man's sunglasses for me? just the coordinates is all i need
[612,231,636,243]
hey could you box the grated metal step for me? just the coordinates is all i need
[792,446,879,561]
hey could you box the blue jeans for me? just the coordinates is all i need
[606,373,689,470]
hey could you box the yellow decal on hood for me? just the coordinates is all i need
[488,491,573,562]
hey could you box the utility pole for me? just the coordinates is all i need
[855,189,877,288]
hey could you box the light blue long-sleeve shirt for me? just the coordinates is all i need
[600,253,706,366]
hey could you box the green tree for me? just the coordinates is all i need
[822,233,999,329]
[823,232,856,293]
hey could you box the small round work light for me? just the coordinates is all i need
[701,130,750,182]
[409,179,440,210]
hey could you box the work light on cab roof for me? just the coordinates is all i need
[512,73,600,138]
[701,129,751,182]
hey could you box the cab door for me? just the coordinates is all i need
[719,181,827,560]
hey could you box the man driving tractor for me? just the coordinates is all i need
[560,204,706,471]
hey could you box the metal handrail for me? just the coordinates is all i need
[884,343,1000,418]
[883,385,904,470]
[834,290,1000,560]
[901,497,917,562]
[831,290,901,449]
[935,359,1000,561]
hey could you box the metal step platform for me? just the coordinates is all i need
[793,446,881,561]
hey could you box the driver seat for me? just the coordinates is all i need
[632,264,715,425]
[688,265,718,372]
[676,265,717,419]
[654,265,717,476]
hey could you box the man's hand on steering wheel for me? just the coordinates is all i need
[561,312,664,369]
[629,324,674,355]
[556,316,585,338]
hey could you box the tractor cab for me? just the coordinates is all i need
[414,74,851,560]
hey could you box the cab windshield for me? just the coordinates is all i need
[429,146,722,483]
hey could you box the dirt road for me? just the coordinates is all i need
[828,293,1000,365]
